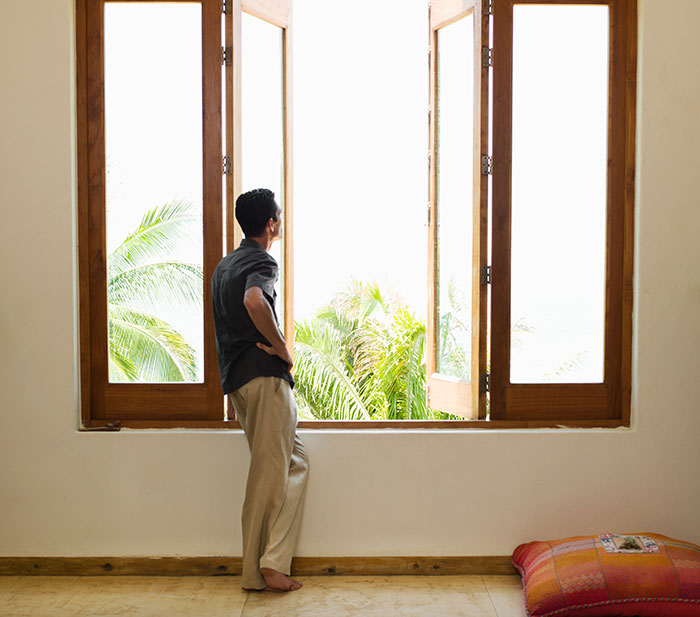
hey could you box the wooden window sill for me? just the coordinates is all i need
[80,418,628,431]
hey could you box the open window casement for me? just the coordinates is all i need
[224,0,293,423]
[225,0,294,345]
[426,0,490,419]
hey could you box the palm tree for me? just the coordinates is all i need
[107,199,203,382]
[293,280,462,421]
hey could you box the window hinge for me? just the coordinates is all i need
[222,0,231,14]
[481,264,492,285]
[480,373,490,393]
[427,149,432,169]
[222,154,232,175]
[426,202,431,226]
[483,0,493,16]
[481,155,493,176]
[82,420,121,432]
[222,46,232,66]
[482,46,493,68]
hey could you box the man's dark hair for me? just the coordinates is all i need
[235,188,279,237]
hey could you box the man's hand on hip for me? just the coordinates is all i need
[256,342,293,373]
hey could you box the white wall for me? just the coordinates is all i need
[1,0,699,558]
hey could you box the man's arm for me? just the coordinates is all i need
[243,286,293,371]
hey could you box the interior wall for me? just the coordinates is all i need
[1,0,699,557]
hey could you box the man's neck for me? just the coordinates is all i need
[245,234,271,251]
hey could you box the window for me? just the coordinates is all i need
[77,0,635,429]
[488,0,636,424]
[426,0,489,420]
[77,0,225,427]
[424,0,636,425]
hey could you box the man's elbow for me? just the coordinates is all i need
[243,288,264,314]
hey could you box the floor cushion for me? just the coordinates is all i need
[512,533,700,617]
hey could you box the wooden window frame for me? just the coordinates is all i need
[77,0,225,429]
[489,0,636,424]
[77,0,635,430]
[426,0,490,420]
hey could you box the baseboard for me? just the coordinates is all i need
[0,556,516,576]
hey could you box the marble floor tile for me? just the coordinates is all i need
[242,575,499,617]
[0,574,525,617]
[0,576,26,600]
[483,575,526,617]
[0,576,246,617]
[0,576,85,617]
[70,576,247,617]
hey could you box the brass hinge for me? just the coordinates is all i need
[480,373,490,393]
[222,0,231,14]
[482,46,493,68]
[481,155,493,176]
[82,420,121,432]
[222,155,232,175]
[222,46,232,66]
[483,0,493,16]
[481,265,492,285]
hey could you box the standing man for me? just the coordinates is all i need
[211,188,309,592]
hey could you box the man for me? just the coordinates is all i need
[211,188,309,592]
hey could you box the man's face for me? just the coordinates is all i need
[271,206,283,241]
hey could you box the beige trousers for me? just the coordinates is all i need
[229,376,309,590]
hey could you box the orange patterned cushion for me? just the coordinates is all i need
[512,533,700,617]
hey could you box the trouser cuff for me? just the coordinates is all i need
[259,557,291,575]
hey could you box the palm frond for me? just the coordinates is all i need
[293,319,371,420]
[511,317,535,350]
[108,199,201,278]
[542,350,588,382]
[108,261,202,313]
[108,339,139,382]
[403,321,427,419]
[108,305,198,382]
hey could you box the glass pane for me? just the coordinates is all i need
[435,13,474,381]
[241,12,286,328]
[510,5,608,384]
[104,3,204,383]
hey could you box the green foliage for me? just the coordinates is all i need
[436,278,470,381]
[293,279,462,421]
[107,200,202,382]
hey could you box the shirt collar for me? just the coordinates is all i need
[240,238,266,251]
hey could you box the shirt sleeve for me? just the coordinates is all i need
[244,259,278,302]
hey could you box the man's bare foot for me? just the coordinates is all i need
[259,567,303,592]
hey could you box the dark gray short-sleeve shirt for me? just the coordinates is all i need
[211,238,294,395]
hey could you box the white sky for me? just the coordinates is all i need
[104,0,609,385]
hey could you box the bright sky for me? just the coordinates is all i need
[104,0,609,385]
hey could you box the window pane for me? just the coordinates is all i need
[104,3,204,383]
[510,5,608,383]
[242,12,286,327]
[435,13,474,382]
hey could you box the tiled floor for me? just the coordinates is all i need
[0,574,526,617]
